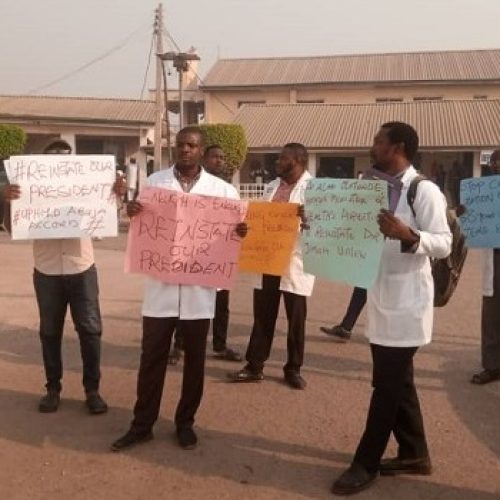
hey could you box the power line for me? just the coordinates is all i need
[140,30,155,100]
[26,21,151,95]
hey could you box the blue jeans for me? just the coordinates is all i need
[33,265,102,393]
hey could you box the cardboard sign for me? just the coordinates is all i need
[238,201,299,276]
[460,175,500,247]
[302,178,387,288]
[125,187,248,288]
[5,155,118,239]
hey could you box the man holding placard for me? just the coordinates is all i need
[111,127,247,452]
[469,149,500,385]
[228,143,315,390]
[331,123,451,495]
[2,139,108,415]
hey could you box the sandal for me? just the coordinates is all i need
[470,369,500,385]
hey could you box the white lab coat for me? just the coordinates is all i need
[141,166,240,319]
[255,170,315,297]
[482,249,495,297]
[366,166,452,347]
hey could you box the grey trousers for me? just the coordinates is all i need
[481,249,500,371]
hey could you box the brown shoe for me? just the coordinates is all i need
[380,456,432,476]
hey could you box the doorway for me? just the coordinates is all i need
[318,157,355,178]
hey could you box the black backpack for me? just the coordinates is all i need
[407,175,468,307]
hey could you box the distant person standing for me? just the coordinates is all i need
[470,149,500,385]
[320,287,367,342]
[228,143,315,390]
[203,145,242,361]
[168,145,243,363]
[2,139,108,415]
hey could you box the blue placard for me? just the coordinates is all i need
[459,175,500,248]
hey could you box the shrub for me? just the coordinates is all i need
[199,123,247,176]
[0,124,26,158]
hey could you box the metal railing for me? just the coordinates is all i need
[238,183,265,200]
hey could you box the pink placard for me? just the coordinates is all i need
[125,187,248,288]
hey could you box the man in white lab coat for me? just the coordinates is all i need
[332,122,452,495]
[228,143,315,390]
[111,127,246,452]
[470,149,500,385]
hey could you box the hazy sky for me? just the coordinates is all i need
[2,0,500,99]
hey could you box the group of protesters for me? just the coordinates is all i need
[2,124,499,496]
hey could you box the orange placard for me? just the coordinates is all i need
[239,201,299,276]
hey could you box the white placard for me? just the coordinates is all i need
[5,155,118,240]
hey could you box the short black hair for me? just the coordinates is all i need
[177,126,204,146]
[43,139,72,154]
[490,149,500,165]
[203,144,224,158]
[381,122,419,162]
[283,142,308,166]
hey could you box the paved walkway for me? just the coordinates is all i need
[0,232,499,499]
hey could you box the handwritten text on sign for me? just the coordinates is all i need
[125,187,248,288]
[5,155,118,240]
[302,179,387,288]
[459,175,500,247]
[238,201,299,276]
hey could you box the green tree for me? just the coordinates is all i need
[199,123,247,177]
[0,124,26,158]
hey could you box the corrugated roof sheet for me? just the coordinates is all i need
[0,95,155,125]
[233,100,500,149]
[203,49,500,88]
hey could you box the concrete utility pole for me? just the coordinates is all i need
[160,51,200,129]
[153,4,163,171]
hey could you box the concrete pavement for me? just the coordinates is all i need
[0,232,499,499]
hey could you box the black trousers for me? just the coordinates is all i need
[131,317,210,433]
[353,344,429,473]
[213,290,230,351]
[481,249,500,371]
[245,274,307,374]
[173,290,230,352]
[341,287,367,331]
[33,265,102,393]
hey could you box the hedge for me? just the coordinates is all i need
[199,123,247,176]
[0,124,26,158]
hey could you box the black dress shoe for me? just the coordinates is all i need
[39,390,60,413]
[176,427,198,450]
[284,371,306,390]
[380,456,432,476]
[168,347,183,366]
[213,347,243,362]
[320,325,352,342]
[331,463,377,495]
[227,367,264,382]
[110,429,153,452]
[85,392,108,415]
